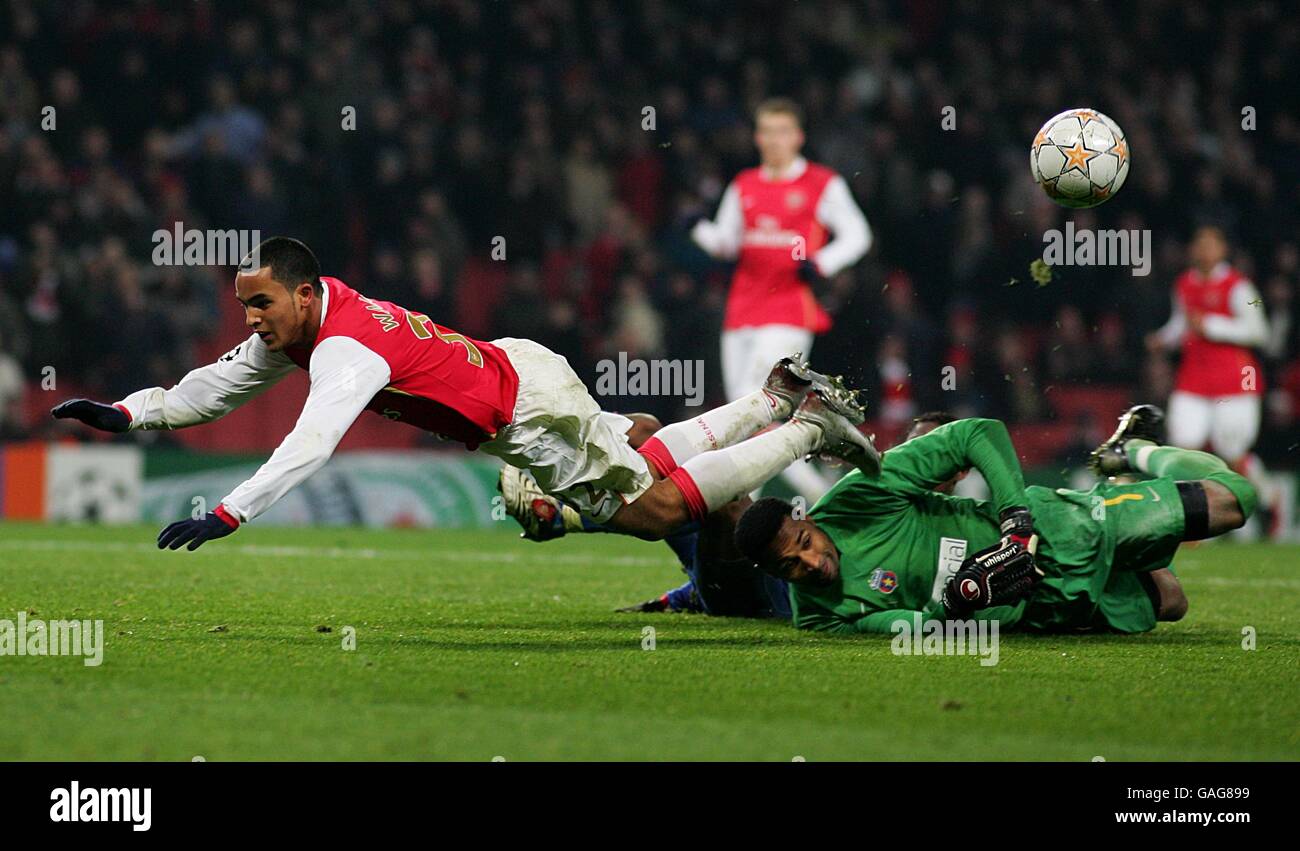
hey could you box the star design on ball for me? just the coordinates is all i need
[1062,140,1098,172]
[1110,138,1128,165]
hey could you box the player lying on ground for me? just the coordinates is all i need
[731,406,1258,634]
[51,237,880,550]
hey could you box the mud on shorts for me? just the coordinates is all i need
[478,338,655,524]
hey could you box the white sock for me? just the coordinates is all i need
[650,390,779,467]
[676,420,819,513]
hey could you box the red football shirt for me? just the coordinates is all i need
[726,162,836,332]
[283,277,520,446]
[1173,266,1262,397]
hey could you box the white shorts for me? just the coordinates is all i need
[480,338,654,523]
[1166,390,1260,464]
[721,324,814,401]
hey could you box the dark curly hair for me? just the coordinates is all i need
[733,497,796,570]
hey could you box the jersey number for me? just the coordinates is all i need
[406,311,484,367]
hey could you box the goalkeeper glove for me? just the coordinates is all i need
[942,507,1042,618]
[158,505,240,551]
[51,399,131,433]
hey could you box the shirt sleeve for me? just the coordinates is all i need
[794,602,946,635]
[1200,280,1269,347]
[1155,294,1187,347]
[114,333,297,430]
[690,181,743,260]
[799,602,1012,635]
[219,336,392,523]
[811,174,872,276]
[877,418,1028,516]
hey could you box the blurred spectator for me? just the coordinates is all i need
[0,329,24,438]
[1045,305,1092,383]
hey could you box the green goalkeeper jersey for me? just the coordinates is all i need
[791,418,1181,635]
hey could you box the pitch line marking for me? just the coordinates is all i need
[0,538,672,568]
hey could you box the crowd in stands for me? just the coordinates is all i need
[1,0,1296,465]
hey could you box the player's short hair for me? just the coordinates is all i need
[755,97,804,128]
[243,236,322,294]
[734,496,796,570]
[903,411,955,442]
[1191,221,1232,244]
[912,411,955,428]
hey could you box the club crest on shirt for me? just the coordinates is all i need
[785,190,806,210]
[869,568,898,594]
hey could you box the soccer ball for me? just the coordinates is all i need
[1030,108,1129,208]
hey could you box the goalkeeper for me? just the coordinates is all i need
[733,406,1258,634]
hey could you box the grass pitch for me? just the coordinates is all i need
[0,520,1296,761]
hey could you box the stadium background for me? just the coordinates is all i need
[1,0,1297,529]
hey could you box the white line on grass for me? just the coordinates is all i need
[0,538,672,568]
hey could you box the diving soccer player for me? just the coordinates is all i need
[51,237,880,550]
[733,407,1258,634]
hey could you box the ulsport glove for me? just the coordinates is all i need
[942,508,1043,617]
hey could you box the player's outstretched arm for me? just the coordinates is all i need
[52,333,296,434]
[156,337,391,550]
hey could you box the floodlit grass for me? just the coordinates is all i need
[0,522,1295,760]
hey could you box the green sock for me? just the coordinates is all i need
[1124,439,1258,517]
[1125,439,1225,479]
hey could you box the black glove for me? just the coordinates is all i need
[158,506,241,551]
[51,399,131,433]
[616,595,669,614]
[797,258,828,288]
[942,508,1042,617]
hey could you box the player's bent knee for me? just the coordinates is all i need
[1161,589,1189,622]
[1145,569,1188,622]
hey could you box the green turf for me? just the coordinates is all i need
[0,520,1296,760]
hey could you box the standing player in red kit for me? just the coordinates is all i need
[692,98,871,501]
[51,237,880,550]
[1145,225,1273,533]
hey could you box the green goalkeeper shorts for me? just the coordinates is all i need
[1022,477,1185,634]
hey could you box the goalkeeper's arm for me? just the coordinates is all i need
[881,417,1029,516]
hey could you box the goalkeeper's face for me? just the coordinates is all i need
[235,268,317,352]
[768,516,839,587]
